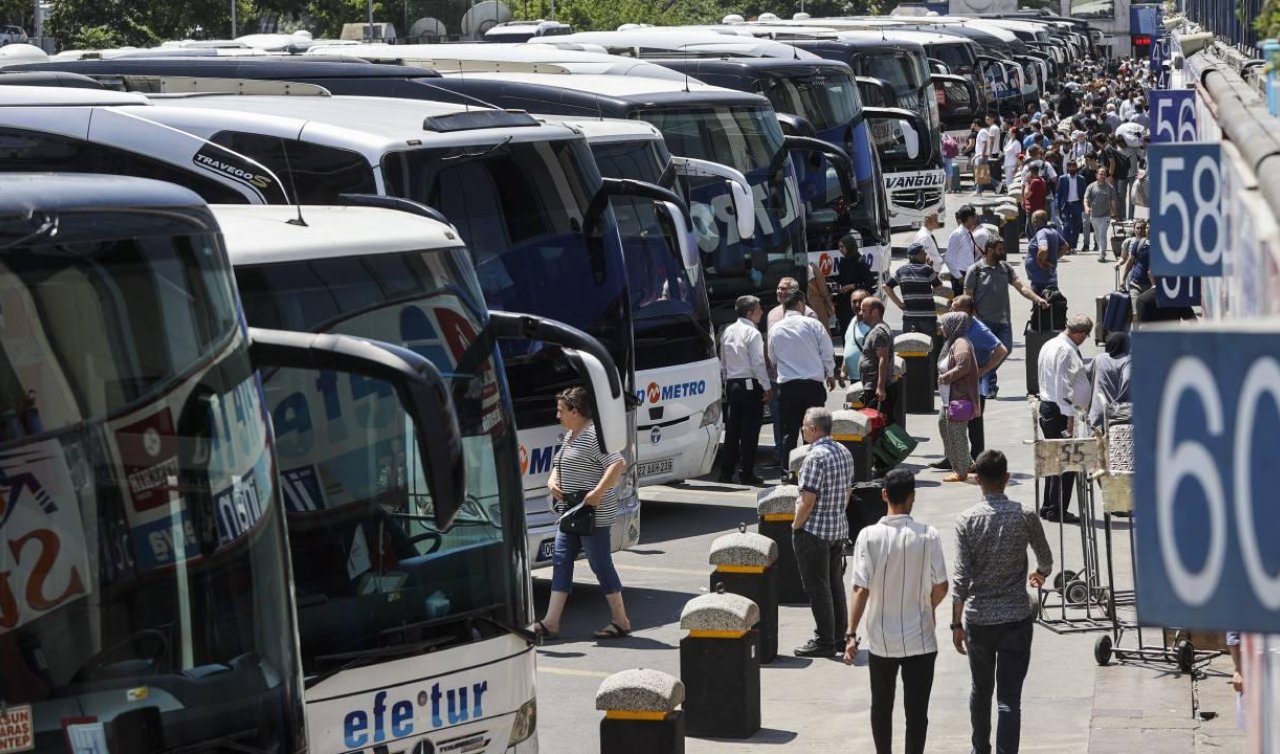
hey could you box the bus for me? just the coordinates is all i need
[0,87,655,565]
[0,173,474,753]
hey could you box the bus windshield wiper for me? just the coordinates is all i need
[305,636,454,690]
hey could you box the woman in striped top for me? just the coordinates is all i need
[532,386,632,640]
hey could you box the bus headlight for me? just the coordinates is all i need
[700,401,722,428]
[507,698,537,746]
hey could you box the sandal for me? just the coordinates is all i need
[942,473,968,483]
[532,620,560,640]
[592,622,631,640]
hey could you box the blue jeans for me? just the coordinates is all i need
[981,321,1014,395]
[967,618,1034,754]
[550,526,622,594]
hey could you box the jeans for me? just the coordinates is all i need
[719,378,764,478]
[1089,216,1111,259]
[550,526,623,594]
[982,321,1014,395]
[1059,201,1083,249]
[792,528,847,647]
[1037,402,1075,515]
[967,618,1034,754]
[1114,177,1131,219]
[869,652,938,754]
[779,379,827,462]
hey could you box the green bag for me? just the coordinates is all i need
[872,423,918,469]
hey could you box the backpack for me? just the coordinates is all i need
[1108,148,1131,178]
[1030,287,1069,333]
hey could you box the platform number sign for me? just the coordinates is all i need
[1150,89,1197,144]
[1148,142,1223,277]
[1133,327,1280,633]
[1155,273,1201,308]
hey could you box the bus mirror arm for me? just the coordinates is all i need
[487,312,629,456]
[338,193,454,228]
[247,328,466,530]
[783,135,858,208]
[669,157,756,241]
[595,177,692,232]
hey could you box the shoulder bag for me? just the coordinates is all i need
[555,440,596,536]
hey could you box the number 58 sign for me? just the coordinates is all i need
[1133,327,1280,632]
[1149,142,1223,277]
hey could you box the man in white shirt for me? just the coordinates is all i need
[718,295,770,485]
[844,469,949,754]
[972,119,992,195]
[912,212,945,272]
[945,205,983,298]
[767,289,835,464]
[984,115,1003,189]
[1036,314,1094,524]
[766,277,817,466]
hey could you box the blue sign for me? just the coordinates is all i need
[1154,275,1201,308]
[1150,89,1197,143]
[1133,327,1280,633]
[1148,142,1223,277]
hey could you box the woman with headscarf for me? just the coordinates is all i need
[1091,332,1134,474]
[936,311,982,482]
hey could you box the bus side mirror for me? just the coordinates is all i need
[486,311,629,455]
[658,200,700,271]
[784,134,858,208]
[247,328,465,529]
[671,156,757,242]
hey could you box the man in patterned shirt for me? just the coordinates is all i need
[792,407,855,657]
[950,450,1054,754]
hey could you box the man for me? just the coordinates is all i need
[912,212,945,272]
[1083,167,1119,260]
[857,297,896,417]
[971,119,992,195]
[1055,160,1087,251]
[840,289,872,384]
[792,407,854,657]
[945,205,983,298]
[1129,99,1150,130]
[952,450,1054,754]
[984,114,1004,190]
[717,295,770,485]
[767,289,836,464]
[844,469,949,754]
[967,237,1049,398]
[1021,165,1048,239]
[1101,135,1132,220]
[1036,314,1093,524]
[883,242,946,336]
[945,296,1009,464]
[766,277,817,466]
[1133,274,1198,326]
[1025,210,1070,297]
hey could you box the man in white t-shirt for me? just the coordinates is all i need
[844,469,949,754]
[912,211,945,272]
[972,119,992,195]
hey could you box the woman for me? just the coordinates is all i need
[936,311,982,482]
[532,386,632,640]
[1090,332,1134,474]
[833,233,877,334]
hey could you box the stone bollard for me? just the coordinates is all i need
[832,408,874,482]
[844,381,865,409]
[679,589,762,739]
[597,668,685,754]
[896,331,936,414]
[756,485,807,605]
[709,525,780,664]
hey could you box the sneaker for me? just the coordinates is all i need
[1040,510,1081,525]
[794,639,838,658]
[738,474,766,486]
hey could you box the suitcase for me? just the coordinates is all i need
[1094,294,1108,344]
[1024,327,1056,397]
[846,480,888,547]
[1101,290,1131,340]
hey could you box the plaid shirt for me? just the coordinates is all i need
[796,436,854,541]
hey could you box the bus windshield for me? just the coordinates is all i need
[382,137,632,428]
[637,104,805,322]
[0,211,302,753]
[759,69,861,134]
[235,246,526,673]
[589,138,714,371]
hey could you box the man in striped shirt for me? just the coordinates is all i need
[883,242,946,336]
[844,469,949,754]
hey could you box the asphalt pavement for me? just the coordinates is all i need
[531,191,1246,754]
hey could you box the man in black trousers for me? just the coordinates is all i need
[716,295,770,484]
[767,289,836,470]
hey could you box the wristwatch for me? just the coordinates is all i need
[950,623,964,631]
[844,632,859,642]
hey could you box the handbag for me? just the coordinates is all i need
[872,423,918,469]
[947,399,976,422]
[555,451,596,536]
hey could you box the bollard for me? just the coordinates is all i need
[896,331,936,414]
[756,485,807,604]
[844,381,865,409]
[709,524,780,664]
[832,408,874,482]
[597,668,685,754]
[846,480,887,548]
[679,588,761,739]
[891,355,909,431]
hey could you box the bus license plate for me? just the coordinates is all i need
[637,459,673,478]
[536,538,555,562]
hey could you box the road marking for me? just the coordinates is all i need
[614,564,707,576]
[538,666,611,678]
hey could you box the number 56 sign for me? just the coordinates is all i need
[1149,142,1223,277]
[1133,326,1280,633]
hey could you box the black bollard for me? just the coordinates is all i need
[756,485,807,605]
[709,524,780,664]
[597,668,686,754]
[679,589,762,739]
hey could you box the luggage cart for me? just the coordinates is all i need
[1028,400,1111,634]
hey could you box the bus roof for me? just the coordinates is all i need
[528,30,816,59]
[434,71,769,109]
[0,173,205,214]
[0,84,150,106]
[304,42,690,80]
[11,57,442,80]
[212,204,462,266]
[647,56,853,78]
[534,114,664,143]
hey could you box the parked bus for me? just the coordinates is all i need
[0,173,472,753]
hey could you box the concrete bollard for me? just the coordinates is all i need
[597,668,686,754]
[756,485,807,605]
[844,381,865,409]
[832,408,874,482]
[896,331,936,414]
[709,525,780,664]
[679,589,762,739]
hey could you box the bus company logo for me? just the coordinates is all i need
[341,683,489,750]
[518,443,560,477]
[885,173,945,190]
[635,380,708,405]
[818,252,834,276]
[192,146,274,190]
[650,426,662,445]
